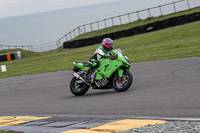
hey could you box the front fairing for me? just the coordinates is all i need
[95,49,131,79]
[112,49,131,67]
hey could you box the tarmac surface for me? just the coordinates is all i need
[0,57,200,132]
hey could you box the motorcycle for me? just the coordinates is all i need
[70,48,133,96]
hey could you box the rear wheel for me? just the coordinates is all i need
[112,70,133,92]
[70,77,89,96]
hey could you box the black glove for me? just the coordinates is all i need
[109,56,115,60]
[102,55,110,58]
[102,55,115,60]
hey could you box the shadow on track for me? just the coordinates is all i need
[65,89,133,99]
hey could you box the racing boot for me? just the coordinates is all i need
[82,66,92,82]
[83,59,97,82]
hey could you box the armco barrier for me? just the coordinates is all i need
[63,11,200,49]
[0,51,21,62]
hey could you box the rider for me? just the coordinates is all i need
[84,38,114,81]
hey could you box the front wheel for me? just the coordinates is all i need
[112,70,133,92]
[70,77,89,96]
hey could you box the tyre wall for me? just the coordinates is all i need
[63,12,200,49]
[0,51,21,62]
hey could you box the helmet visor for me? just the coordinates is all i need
[108,43,113,51]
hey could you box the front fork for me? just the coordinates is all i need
[117,69,124,83]
[118,69,124,78]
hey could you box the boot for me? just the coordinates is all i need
[83,66,92,82]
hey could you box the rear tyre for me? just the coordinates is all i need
[112,70,133,92]
[70,77,89,96]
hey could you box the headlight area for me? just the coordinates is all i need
[123,57,131,64]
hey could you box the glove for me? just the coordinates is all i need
[109,56,115,60]
[102,55,115,60]
[102,55,110,58]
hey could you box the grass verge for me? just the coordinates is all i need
[0,131,23,133]
[0,20,200,78]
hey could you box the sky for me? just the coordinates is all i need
[0,0,122,18]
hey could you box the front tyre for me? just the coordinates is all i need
[70,77,89,96]
[112,70,133,92]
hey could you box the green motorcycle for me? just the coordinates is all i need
[70,48,133,96]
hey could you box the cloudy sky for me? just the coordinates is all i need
[0,0,122,18]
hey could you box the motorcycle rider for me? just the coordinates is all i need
[83,38,114,81]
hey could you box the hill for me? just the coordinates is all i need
[71,7,200,41]
[0,20,199,78]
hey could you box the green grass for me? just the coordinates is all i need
[72,6,200,40]
[0,20,200,78]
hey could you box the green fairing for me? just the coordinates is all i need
[73,49,131,80]
[95,59,122,79]
[95,49,131,80]
[118,69,124,78]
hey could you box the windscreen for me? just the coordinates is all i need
[113,49,126,56]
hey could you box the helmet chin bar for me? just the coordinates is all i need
[103,44,113,51]
[104,47,109,51]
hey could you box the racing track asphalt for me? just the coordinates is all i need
[0,57,200,118]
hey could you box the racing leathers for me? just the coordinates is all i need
[85,45,111,80]
[89,45,111,66]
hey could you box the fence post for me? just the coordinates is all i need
[77,26,81,35]
[128,13,131,23]
[148,8,151,17]
[59,41,61,47]
[31,45,33,51]
[104,19,107,28]
[136,11,140,20]
[112,17,114,26]
[83,25,86,33]
[90,23,93,31]
[78,26,85,34]
[70,32,72,40]
[187,0,190,9]
[173,2,176,13]
[65,35,68,41]
[73,29,76,38]
[119,15,122,25]
[159,6,163,16]
[56,42,58,48]
[97,21,100,30]
[97,21,99,30]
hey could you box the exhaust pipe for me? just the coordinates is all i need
[73,73,93,87]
